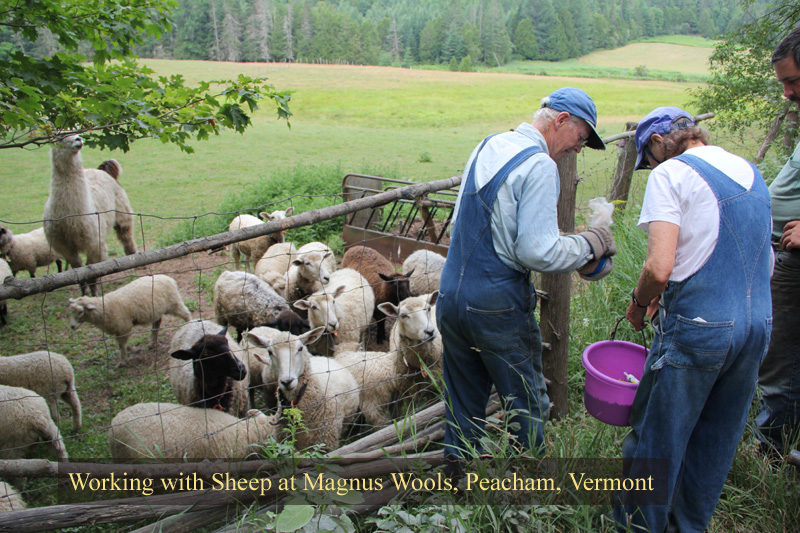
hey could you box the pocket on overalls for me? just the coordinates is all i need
[465,304,521,352]
[655,315,734,371]
[761,316,773,364]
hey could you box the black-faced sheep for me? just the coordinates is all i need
[293,268,375,355]
[286,241,337,302]
[341,245,411,344]
[0,351,82,431]
[0,259,10,326]
[402,250,445,296]
[213,270,307,342]
[68,274,192,362]
[0,384,69,462]
[0,226,63,278]
[108,402,282,461]
[254,242,297,297]
[229,207,293,271]
[246,328,360,452]
[43,134,137,295]
[0,481,26,512]
[169,320,249,417]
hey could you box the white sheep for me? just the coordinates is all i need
[68,274,192,362]
[240,325,283,408]
[254,241,297,297]
[293,268,375,354]
[0,226,62,278]
[402,250,446,296]
[229,207,293,271]
[213,270,307,342]
[169,319,250,417]
[43,135,137,295]
[246,328,360,452]
[378,292,442,377]
[333,344,411,427]
[108,402,282,461]
[0,384,69,462]
[286,241,337,302]
[0,258,10,326]
[0,351,82,431]
[0,481,26,512]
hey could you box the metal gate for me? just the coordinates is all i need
[341,173,459,263]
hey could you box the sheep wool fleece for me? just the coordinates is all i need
[614,154,772,533]
[437,134,548,458]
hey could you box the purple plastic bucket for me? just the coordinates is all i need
[582,340,647,426]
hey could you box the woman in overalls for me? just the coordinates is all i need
[616,107,772,532]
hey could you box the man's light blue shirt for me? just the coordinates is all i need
[452,123,592,274]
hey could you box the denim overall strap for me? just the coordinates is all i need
[438,135,548,458]
[617,152,772,533]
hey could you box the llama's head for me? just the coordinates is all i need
[52,134,84,159]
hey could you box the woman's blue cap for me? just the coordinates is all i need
[634,106,695,170]
[543,87,605,150]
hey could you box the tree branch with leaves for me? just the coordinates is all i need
[0,0,290,152]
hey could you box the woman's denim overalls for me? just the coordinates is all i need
[436,135,550,459]
[615,154,773,533]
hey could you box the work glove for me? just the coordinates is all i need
[579,226,617,260]
[579,256,614,281]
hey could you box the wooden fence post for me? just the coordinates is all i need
[609,122,639,203]
[539,152,578,420]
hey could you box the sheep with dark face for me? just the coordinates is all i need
[341,245,412,344]
[169,320,249,417]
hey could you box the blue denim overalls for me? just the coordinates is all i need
[614,154,772,532]
[437,135,550,458]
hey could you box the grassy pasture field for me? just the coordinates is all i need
[0,42,797,531]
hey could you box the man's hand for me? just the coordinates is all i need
[780,220,800,250]
[580,226,617,259]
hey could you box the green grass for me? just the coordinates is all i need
[637,34,718,47]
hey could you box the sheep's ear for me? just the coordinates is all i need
[170,349,195,360]
[68,298,77,304]
[427,291,439,306]
[404,267,415,277]
[291,258,303,267]
[245,332,271,349]
[378,302,399,318]
[301,326,326,346]
[293,299,311,311]
[252,351,270,366]
[258,211,270,220]
[217,326,228,337]
[323,251,333,260]
[284,207,294,216]
[85,303,97,311]
[378,272,392,282]
[332,285,346,299]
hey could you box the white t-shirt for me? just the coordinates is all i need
[638,145,755,281]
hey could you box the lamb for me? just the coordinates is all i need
[213,270,307,342]
[0,384,69,462]
[69,274,192,362]
[0,259,10,326]
[254,242,297,297]
[246,328,360,451]
[341,245,411,344]
[43,134,137,295]
[0,351,82,431]
[286,241,337,303]
[0,481,26,512]
[108,402,282,461]
[293,268,375,354]
[402,250,446,296]
[333,344,412,427]
[378,292,442,377]
[0,226,63,278]
[169,320,249,417]
[229,207,293,271]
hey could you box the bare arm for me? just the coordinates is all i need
[626,221,679,331]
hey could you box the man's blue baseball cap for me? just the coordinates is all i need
[634,106,695,170]
[542,87,605,150]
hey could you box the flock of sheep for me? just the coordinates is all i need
[0,134,448,511]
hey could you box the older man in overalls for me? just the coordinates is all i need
[437,87,614,462]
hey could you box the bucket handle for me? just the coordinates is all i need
[609,316,648,349]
